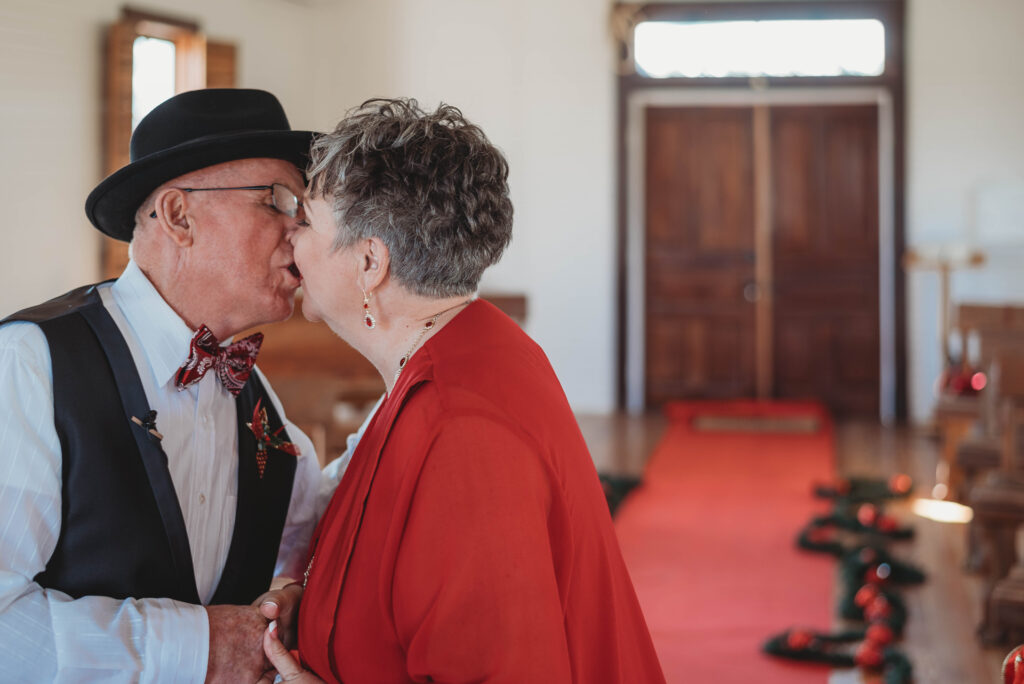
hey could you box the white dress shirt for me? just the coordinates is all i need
[0,261,343,683]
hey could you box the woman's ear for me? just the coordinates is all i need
[357,237,390,292]
[152,189,193,248]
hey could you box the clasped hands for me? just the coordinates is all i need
[205,582,322,683]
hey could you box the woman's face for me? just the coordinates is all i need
[291,195,356,332]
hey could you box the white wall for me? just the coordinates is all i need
[5,0,1024,418]
[905,0,1024,421]
[311,0,619,412]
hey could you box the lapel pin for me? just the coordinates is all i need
[131,410,164,441]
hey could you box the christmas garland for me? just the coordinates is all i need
[764,476,918,683]
[798,499,913,540]
[814,473,914,503]
[763,629,913,684]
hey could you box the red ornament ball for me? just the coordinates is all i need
[889,473,912,494]
[877,515,898,532]
[1003,644,1024,684]
[865,562,892,584]
[866,622,895,646]
[855,641,885,669]
[855,584,880,608]
[786,629,816,650]
[865,595,893,621]
[950,372,969,393]
[971,371,988,392]
[857,504,878,527]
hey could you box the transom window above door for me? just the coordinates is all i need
[633,19,886,78]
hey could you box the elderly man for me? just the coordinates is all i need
[0,89,326,682]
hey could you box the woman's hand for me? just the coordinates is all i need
[253,582,304,649]
[257,620,324,683]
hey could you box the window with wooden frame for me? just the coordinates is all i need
[101,7,237,279]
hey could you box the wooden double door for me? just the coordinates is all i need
[644,104,880,417]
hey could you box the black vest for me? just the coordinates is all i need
[1,283,297,605]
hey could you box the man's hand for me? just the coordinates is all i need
[254,582,304,649]
[204,605,270,684]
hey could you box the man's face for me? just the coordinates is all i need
[185,158,305,333]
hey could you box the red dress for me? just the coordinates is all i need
[298,300,665,683]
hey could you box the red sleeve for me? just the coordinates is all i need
[392,414,572,684]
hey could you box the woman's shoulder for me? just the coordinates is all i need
[398,378,528,440]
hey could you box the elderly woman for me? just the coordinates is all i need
[262,99,665,683]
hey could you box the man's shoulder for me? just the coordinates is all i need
[0,320,51,387]
[1,282,108,327]
[0,319,47,349]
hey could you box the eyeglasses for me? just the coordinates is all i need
[148,183,303,219]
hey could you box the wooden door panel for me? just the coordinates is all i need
[644,107,756,406]
[772,116,816,251]
[646,315,755,399]
[771,105,880,416]
[775,313,879,413]
[643,104,881,416]
[825,115,878,251]
[646,254,754,306]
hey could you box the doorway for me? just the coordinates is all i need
[625,88,896,419]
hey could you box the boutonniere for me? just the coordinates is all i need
[130,409,164,441]
[247,398,300,478]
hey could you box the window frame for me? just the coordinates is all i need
[616,1,903,89]
[101,8,235,278]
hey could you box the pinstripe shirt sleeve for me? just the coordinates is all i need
[0,321,209,683]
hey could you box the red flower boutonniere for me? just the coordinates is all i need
[247,398,300,478]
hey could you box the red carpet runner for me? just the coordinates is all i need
[614,401,836,683]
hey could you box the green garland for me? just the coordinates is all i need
[814,474,914,503]
[763,630,913,684]
[800,505,915,542]
[764,478,917,683]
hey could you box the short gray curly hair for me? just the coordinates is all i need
[307,98,513,298]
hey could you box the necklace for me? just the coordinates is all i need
[393,300,473,382]
[395,313,441,382]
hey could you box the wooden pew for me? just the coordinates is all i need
[936,304,1024,501]
[969,353,1024,644]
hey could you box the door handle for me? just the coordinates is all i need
[743,282,761,303]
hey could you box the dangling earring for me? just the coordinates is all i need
[362,290,377,329]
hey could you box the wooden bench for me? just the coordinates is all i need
[935,304,1024,501]
[969,353,1024,644]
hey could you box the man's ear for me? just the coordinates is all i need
[356,237,390,292]
[152,189,193,248]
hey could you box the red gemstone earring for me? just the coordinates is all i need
[362,290,377,329]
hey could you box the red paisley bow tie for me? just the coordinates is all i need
[174,325,264,396]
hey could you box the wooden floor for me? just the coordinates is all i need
[576,413,1009,684]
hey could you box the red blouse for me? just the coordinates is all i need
[298,300,665,683]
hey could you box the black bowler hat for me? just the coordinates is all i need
[86,88,314,241]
